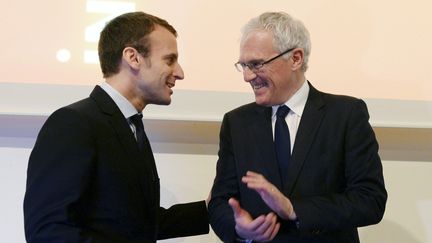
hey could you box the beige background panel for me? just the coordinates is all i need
[1,0,431,100]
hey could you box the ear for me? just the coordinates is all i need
[290,48,304,71]
[122,47,140,70]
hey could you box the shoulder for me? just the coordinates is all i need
[221,102,269,125]
[41,97,100,136]
[324,93,364,108]
[311,86,367,112]
[50,97,96,121]
[228,102,258,114]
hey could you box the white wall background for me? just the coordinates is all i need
[2,151,432,242]
[1,86,431,242]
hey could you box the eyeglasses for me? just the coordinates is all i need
[234,47,296,72]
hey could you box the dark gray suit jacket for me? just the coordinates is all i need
[209,83,387,243]
[24,86,209,242]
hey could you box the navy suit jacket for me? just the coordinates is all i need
[24,86,209,242]
[209,83,387,243]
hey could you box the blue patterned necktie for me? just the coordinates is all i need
[275,105,291,185]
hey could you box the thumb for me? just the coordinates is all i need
[228,197,242,217]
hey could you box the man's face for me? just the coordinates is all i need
[137,26,184,106]
[239,30,294,106]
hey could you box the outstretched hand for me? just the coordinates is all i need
[242,171,297,220]
[228,198,280,242]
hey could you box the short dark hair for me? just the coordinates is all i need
[98,12,177,78]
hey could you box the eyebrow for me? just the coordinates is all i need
[239,57,265,64]
[164,53,178,61]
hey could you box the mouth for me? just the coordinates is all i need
[166,82,175,89]
[250,80,268,90]
[166,82,175,95]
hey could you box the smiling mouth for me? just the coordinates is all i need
[251,82,267,90]
[167,83,175,88]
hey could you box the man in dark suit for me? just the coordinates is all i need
[24,12,209,242]
[208,12,387,242]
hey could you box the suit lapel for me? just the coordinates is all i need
[90,86,141,159]
[285,84,325,194]
[90,86,157,198]
[249,104,284,189]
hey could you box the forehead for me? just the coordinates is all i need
[148,25,178,54]
[239,30,276,61]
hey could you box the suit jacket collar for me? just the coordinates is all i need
[89,85,143,159]
[250,82,326,194]
[99,82,138,119]
[285,82,325,194]
[89,86,158,202]
[90,85,123,116]
[249,104,284,189]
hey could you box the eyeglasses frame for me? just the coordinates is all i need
[234,47,296,72]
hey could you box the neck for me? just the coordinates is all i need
[281,74,306,104]
[105,75,146,112]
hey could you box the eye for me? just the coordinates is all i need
[164,54,178,66]
[250,61,263,69]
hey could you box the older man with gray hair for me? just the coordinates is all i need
[209,11,387,243]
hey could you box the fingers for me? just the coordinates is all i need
[242,171,278,198]
[240,171,295,220]
[242,171,270,189]
[229,197,280,241]
[235,215,265,234]
[269,222,281,241]
[228,198,241,217]
[205,189,211,208]
[242,171,265,184]
[263,215,280,242]
[245,171,260,177]
[253,213,278,242]
[229,197,261,228]
[236,212,280,242]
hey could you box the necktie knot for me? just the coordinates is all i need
[129,113,145,150]
[130,113,143,126]
[276,105,290,118]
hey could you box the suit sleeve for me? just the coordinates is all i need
[24,108,102,243]
[157,201,209,240]
[208,113,239,242]
[291,99,387,231]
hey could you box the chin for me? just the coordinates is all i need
[254,97,271,107]
[162,98,172,105]
[152,97,171,106]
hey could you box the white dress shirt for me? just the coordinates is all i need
[100,82,141,139]
[271,80,310,154]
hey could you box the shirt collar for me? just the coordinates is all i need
[100,82,138,119]
[272,80,310,117]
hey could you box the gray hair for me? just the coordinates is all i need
[241,12,311,72]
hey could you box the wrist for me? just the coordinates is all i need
[293,217,300,229]
[289,209,297,220]
[283,197,297,220]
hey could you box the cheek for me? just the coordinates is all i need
[269,73,287,88]
[159,68,172,81]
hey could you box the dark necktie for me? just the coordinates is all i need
[129,113,147,151]
[275,105,291,185]
[129,113,158,181]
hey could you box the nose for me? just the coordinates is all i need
[242,67,257,83]
[174,63,184,80]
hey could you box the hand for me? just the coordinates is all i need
[229,198,280,242]
[242,171,297,220]
[205,189,211,208]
